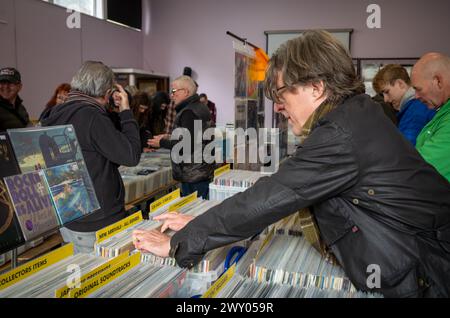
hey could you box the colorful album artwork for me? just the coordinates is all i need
[4,171,59,241]
[8,125,100,212]
[44,162,96,225]
[0,133,25,253]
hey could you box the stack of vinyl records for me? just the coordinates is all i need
[249,235,355,292]
[89,263,187,298]
[95,199,220,259]
[95,217,163,258]
[140,199,224,274]
[94,195,186,258]
[209,170,268,201]
[120,150,173,204]
[0,254,105,298]
[214,276,383,298]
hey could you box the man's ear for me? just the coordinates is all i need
[395,79,406,89]
[434,74,443,90]
[311,81,326,99]
[17,83,23,92]
[96,94,108,106]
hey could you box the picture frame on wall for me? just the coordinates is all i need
[355,58,419,97]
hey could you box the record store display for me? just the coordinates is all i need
[4,161,99,240]
[4,170,60,241]
[0,133,25,254]
[95,197,220,259]
[1,136,388,299]
[0,253,105,298]
[209,169,268,201]
[119,149,173,204]
[140,198,250,297]
[94,195,187,258]
[207,233,384,299]
[89,264,186,298]
[43,162,97,224]
[249,234,354,292]
[7,126,100,212]
[215,276,383,298]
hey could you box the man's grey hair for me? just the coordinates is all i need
[173,75,197,96]
[71,61,115,97]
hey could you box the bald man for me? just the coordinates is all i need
[412,53,450,182]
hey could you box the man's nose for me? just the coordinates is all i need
[274,103,284,113]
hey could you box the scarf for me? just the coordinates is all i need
[66,91,107,113]
[297,101,339,265]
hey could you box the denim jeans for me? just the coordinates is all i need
[181,181,210,200]
[59,227,97,254]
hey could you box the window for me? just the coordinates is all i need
[43,0,105,19]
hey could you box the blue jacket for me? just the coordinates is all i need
[397,99,435,145]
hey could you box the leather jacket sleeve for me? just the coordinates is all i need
[171,120,360,268]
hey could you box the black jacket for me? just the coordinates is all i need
[0,96,30,132]
[372,93,398,125]
[171,94,450,298]
[160,94,214,183]
[41,98,141,232]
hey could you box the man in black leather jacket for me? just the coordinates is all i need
[134,31,450,297]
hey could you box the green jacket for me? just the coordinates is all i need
[416,99,450,182]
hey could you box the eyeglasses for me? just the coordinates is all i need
[170,88,186,95]
[271,85,289,103]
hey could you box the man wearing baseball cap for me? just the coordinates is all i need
[0,67,30,131]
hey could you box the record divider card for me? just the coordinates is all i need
[168,191,198,212]
[54,252,129,298]
[150,188,181,214]
[68,252,141,298]
[214,164,231,178]
[0,243,74,291]
[95,211,143,245]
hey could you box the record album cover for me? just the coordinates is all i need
[8,125,100,212]
[0,133,25,254]
[44,162,95,225]
[4,171,59,241]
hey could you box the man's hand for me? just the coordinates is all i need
[114,83,130,112]
[147,134,164,148]
[132,229,171,258]
[153,212,195,232]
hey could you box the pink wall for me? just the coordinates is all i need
[2,0,450,123]
[142,0,450,126]
[0,0,16,67]
[1,0,143,119]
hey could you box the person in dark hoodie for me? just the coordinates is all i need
[41,61,141,253]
